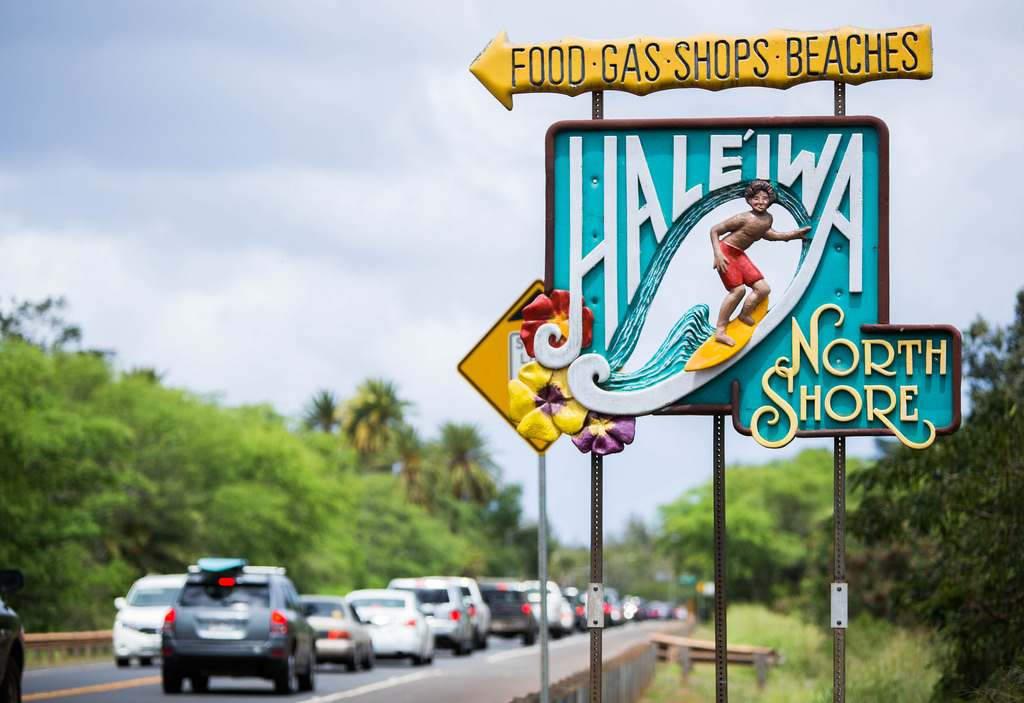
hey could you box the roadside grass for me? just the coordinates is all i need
[639,604,938,702]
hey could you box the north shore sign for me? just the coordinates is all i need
[543,117,960,449]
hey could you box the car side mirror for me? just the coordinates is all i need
[0,569,24,594]
[114,596,127,610]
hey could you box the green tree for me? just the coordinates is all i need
[850,290,1024,700]
[393,423,438,509]
[0,296,86,352]
[434,422,497,503]
[658,449,841,603]
[341,378,409,466]
[302,389,341,432]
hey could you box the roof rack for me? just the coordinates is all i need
[191,557,248,573]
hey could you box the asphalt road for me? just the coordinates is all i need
[23,621,669,703]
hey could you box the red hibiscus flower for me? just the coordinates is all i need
[519,290,594,358]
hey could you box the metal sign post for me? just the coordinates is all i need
[588,88,605,703]
[713,416,727,703]
[539,452,549,703]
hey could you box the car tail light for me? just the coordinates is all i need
[162,608,176,635]
[405,619,418,627]
[522,603,532,615]
[271,610,289,636]
[576,605,585,616]
[604,603,611,614]
[218,577,236,587]
[449,610,461,621]
[468,605,477,617]
[327,630,351,640]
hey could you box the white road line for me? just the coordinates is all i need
[301,668,444,702]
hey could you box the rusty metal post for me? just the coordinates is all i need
[589,451,604,703]
[833,437,847,703]
[831,84,847,703]
[834,82,846,117]
[713,415,727,703]
[588,88,604,703]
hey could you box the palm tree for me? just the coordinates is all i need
[436,422,497,503]
[394,424,435,509]
[341,378,410,464]
[302,389,341,432]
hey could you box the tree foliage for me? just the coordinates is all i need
[657,448,848,603]
[0,337,535,632]
[340,378,408,465]
[850,290,1024,700]
[0,296,83,352]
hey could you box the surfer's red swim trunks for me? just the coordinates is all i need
[718,242,764,290]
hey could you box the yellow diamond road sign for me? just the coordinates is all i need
[458,280,552,454]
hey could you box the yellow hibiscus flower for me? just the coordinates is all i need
[508,361,588,442]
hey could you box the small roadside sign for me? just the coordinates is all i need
[458,280,552,454]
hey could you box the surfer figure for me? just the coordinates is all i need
[710,180,810,346]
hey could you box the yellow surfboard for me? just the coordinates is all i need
[685,298,768,372]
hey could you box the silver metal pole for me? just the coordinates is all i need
[539,452,549,703]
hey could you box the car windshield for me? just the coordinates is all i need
[128,586,180,607]
[179,583,270,607]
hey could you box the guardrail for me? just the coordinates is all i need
[651,632,783,689]
[23,630,113,666]
[506,640,658,703]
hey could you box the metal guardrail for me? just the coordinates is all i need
[506,641,658,703]
[23,630,113,666]
[651,632,783,690]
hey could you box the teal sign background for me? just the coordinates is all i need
[545,117,960,444]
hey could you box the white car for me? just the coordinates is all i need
[113,573,186,667]
[522,580,573,638]
[386,578,474,655]
[300,595,374,671]
[422,576,491,650]
[346,589,435,665]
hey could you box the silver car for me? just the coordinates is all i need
[346,589,435,665]
[161,558,316,695]
[425,576,491,650]
[299,595,374,671]
[387,578,474,655]
[113,573,186,667]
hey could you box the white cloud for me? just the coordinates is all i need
[1,0,1022,544]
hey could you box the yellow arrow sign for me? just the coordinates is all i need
[471,25,932,110]
[458,281,552,454]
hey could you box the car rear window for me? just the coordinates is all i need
[407,588,449,605]
[482,589,524,605]
[349,598,406,609]
[179,583,270,607]
[303,600,348,616]
[128,586,180,607]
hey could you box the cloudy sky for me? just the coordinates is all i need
[1,1,1020,546]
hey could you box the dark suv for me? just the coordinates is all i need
[161,558,316,695]
[480,581,538,646]
[1,569,24,703]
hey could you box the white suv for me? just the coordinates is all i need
[387,578,474,656]
[113,573,187,667]
[423,576,491,650]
